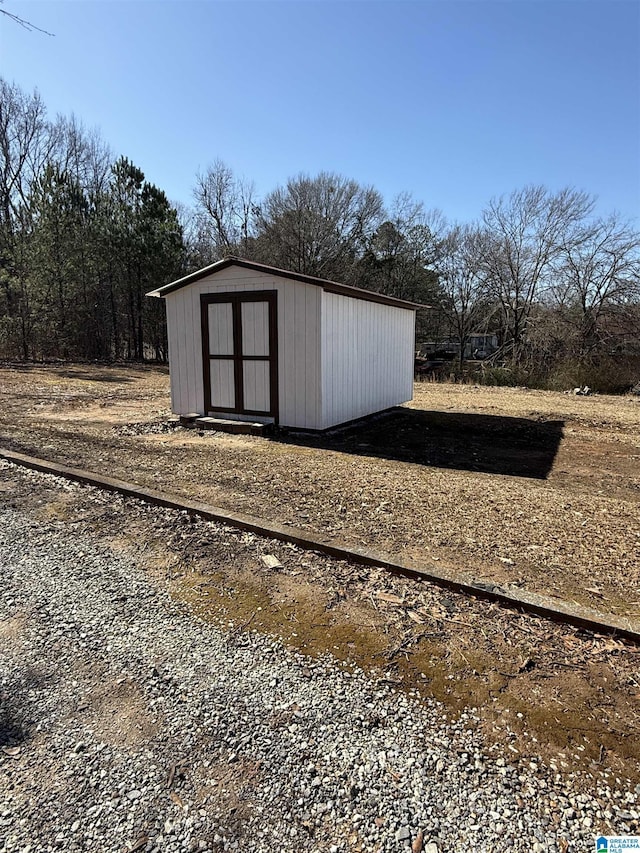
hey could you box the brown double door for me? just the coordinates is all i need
[200,291,278,420]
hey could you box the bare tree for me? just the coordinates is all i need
[0,78,58,235]
[481,185,594,359]
[53,114,112,196]
[359,193,445,305]
[553,214,640,358]
[253,171,384,281]
[193,159,256,259]
[0,78,60,356]
[436,224,492,368]
[173,200,217,269]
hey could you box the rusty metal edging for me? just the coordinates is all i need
[2,446,639,644]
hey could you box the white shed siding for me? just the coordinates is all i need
[321,292,415,429]
[165,269,322,429]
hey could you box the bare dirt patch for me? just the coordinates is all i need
[0,614,26,641]
[84,676,160,749]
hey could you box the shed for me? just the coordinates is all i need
[147,258,419,431]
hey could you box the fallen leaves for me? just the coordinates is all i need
[407,610,424,624]
[169,791,184,808]
[167,761,188,789]
[376,592,405,606]
[125,836,149,853]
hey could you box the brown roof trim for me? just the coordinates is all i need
[146,257,427,310]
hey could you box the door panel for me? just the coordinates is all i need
[209,359,235,409]
[241,301,269,356]
[207,303,234,355]
[201,291,278,421]
[243,360,270,412]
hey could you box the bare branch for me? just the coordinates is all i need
[0,2,54,36]
[481,185,595,359]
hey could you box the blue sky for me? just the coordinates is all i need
[2,0,639,225]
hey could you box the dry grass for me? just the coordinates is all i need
[0,364,639,618]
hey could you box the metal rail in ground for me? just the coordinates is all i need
[2,446,639,644]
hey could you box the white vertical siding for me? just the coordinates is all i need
[320,292,415,430]
[165,296,179,413]
[163,268,321,428]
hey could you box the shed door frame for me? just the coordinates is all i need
[200,291,279,422]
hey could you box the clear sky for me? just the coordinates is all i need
[2,0,639,225]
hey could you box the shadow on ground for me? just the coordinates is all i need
[0,671,48,748]
[274,408,565,479]
[0,362,169,383]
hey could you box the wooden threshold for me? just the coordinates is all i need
[195,417,264,435]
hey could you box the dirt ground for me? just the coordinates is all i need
[3,459,640,792]
[1,363,639,785]
[0,363,638,617]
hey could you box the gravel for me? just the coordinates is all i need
[0,461,638,853]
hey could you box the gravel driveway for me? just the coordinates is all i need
[1,462,638,853]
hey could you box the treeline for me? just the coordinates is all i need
[2,78,639,390]
[0,79,182,361]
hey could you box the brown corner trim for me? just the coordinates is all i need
[2,446,639,644]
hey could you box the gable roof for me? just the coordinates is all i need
[146,257,425,310]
